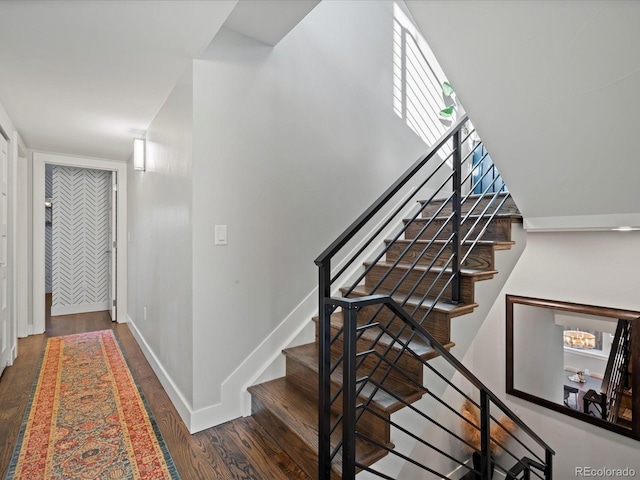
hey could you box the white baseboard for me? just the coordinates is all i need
[51,301,109,316]
[8,344,17,366]
[447,458,472,480]
[126,316,193,430]
[524,213,640,232]
[189,288,318,433]
[28,323,43,335]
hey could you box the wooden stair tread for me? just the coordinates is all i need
[342,284,478,318]
[248,377,390,475]
[284,343,424,413]
[619,407,632,422]
[405,212,522,222]
[419,192,512,204]
[323,312,455,360]
[386,238,515,250]
[364,261,498,280]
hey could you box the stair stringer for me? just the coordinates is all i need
[358,222,527,480]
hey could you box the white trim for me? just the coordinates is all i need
[51,302,110,317]
[564,345,608,360]
[524,213,640,232]
[32,152,128,334]
[127,316,192,429]
[15,136,28,339]
[445,457,473,480]
[9,133,27,365]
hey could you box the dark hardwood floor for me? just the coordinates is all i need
[0,298,311,480]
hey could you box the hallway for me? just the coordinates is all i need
[0,309,310,480]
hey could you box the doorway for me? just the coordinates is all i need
[44,165,117,322]
[32,152,127,335]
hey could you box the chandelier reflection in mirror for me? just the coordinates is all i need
[563,329,596,349]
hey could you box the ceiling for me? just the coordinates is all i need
[407,0,640,230]
[0,0,322,162]
[0,0,237,161]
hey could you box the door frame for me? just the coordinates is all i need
[0,132,9,373]
[109,171,117,321]
[13,134,28,350]
[31,152,128,334]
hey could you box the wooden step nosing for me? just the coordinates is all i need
[341,285,478,316]
[385,238,515,247]
[363,261,498,278]
[418,192,512,204]
[311,312,454,358]
[326,316,455,359]
[406,212,519,220]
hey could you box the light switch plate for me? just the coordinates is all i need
[215,225,228,245]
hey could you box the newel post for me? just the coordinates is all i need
[318,261,332,480]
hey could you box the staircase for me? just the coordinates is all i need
[248,116,553,479]
[599,320,634,428]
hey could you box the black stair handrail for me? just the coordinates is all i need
[507,456,547,480]
[315,114,469,269]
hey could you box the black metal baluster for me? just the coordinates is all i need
[545,448,553,480]
[342,304,358,480]
[480,391,492,479]
[451,130,462,303]
[318,263,332,480]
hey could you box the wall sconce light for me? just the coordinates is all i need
[133,138,146,171]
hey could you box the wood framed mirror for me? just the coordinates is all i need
[506,295,640,440]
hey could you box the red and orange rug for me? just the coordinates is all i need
[6,330,180,479]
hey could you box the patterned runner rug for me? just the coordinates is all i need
[5,330,180,479]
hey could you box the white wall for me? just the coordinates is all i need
[564,350,607,378]
[190,0,431,426]
[0,102,16,140]
[406,1,640,231]
[513,304,564,404]
[471,231,640,477]
[127,70,194,418]
[15,136,29,340]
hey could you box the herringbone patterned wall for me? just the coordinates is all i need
[45,165,53,294]
[52,166,111,313]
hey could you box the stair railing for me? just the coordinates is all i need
[326,295,554,480]
[316,116,554,479]
[600,320,632,423]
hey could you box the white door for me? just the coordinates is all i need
[0,136,9,373]
[108,171,117,321]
